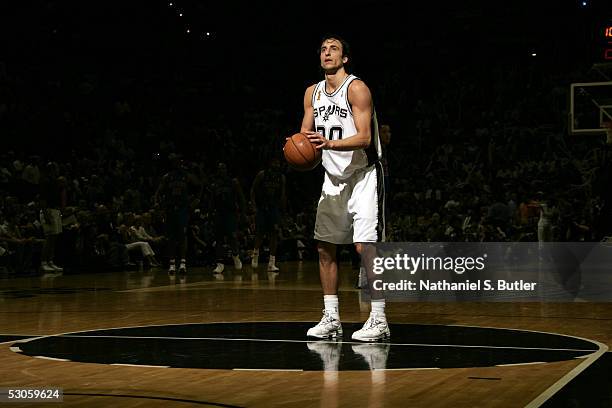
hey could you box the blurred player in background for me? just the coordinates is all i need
[302,34,390,342]
[250,157,286,272]
[155,153,201,276]
[210,162,247,274]
[39,162,65,273]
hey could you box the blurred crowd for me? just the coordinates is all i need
[1,56,611,275]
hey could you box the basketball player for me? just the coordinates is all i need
[155,153,200,276]
[210,162,246,274]
[39,162,64,273]
[250,157,286,272]
[301,35,389,341]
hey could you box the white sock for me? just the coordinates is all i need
[252,249,259,256]
[268,255,276,265]
[323,295,339,319]
[180,258,186,266]
[371,299,386,318]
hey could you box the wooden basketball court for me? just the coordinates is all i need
[1,261,610,407]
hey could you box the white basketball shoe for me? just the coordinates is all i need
[233,255,242,270]
[307,310,343,339]
[351,313,390,342]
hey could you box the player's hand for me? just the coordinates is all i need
[304,131,332,150]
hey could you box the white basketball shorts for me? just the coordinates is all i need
[314,162,385,244]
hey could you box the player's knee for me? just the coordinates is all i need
[355,242,374,256]
[317,243,335,263]
[354,243,363,255]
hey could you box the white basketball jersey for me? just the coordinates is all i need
[312,74,382,179]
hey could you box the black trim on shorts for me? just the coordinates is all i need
[366,110,381,166]
[375,161,386,242]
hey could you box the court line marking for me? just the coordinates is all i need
[0,335,42,345]
[4,321,604,381]
[525,344,608,407]
[34,356,70,362]
[62,392,243,407]
[111,363,170,368]
[446,323,609,408]
[495,361,545,367]
[33,334,597,354]
[233,369,303,372]
[374,367,440,371]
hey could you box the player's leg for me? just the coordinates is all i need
[166,210,178,275]
[267,227,279,271]
[40,209,61,272]
[266,207,280,272]
[167,240,176,274]
[307,241,343,339]
[352,242,390,341]
[251,233,262,268]
[212,215,225,274]
[308,173,352,339]
[251,209,264,268]
[226,213,242,270]
[177,208,188,273]
[318,241,339,295]
[177,235,187,273]
[46,210,63,271]
[350,163,390,342]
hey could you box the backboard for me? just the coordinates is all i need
[569,81,612,135]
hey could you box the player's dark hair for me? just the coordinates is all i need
[319,33,352,73]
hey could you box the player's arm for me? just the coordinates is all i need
[299,85,316,133]
[306,80,372,151]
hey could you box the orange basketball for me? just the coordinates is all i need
[283,133,322,171]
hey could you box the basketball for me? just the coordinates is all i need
[283,132,322,171]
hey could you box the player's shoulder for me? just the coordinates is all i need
[304,83,318,97]
[347,78,370,93]
[347,78,372,104]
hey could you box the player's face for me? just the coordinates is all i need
[320,39,347,73]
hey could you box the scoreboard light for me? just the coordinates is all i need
[599,19,612,62]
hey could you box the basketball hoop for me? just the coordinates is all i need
[604,121,612,145]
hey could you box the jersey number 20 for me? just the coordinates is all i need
[316,126,343,140]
